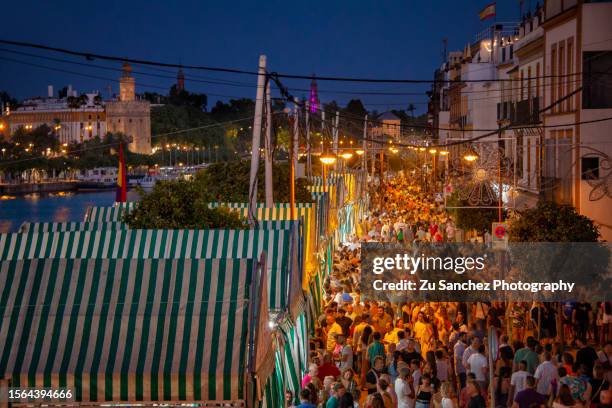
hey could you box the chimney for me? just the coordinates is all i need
[48,85,53,98]
[67,84,72,97]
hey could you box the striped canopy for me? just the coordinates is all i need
[0,229,300,312]
[0,257,271,403]
[208,203,317,291]
[83,206,132,222]
[20,222,127,233]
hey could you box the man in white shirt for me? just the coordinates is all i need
[466,344,488,388]
[395,367,415,408]
[509,360,530,406]
[534,352,558,398]
[337,335,353,371]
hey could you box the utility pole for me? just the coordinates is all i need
[333,111,339,172]
[290,99,299,219]
[264,81,274,206]
[306,101,311,180]
[248,55,267,226]
[362,114,368,199]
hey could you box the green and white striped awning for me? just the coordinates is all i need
[83,206,132,222]
[0,229,300,312]
[20,222,127,233]
[208,203,317,291]
[0,257,271,403]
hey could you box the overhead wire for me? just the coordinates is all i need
[0,39,606,84]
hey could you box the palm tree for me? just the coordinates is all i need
[407,103,416,118]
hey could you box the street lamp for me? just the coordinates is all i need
[429,148,437,155]
[319,153,336,194]
[463,147,479,162]
[355,149,365,156]
[340,152,353,160]
[439,150,449,156]
[319,154,337,165]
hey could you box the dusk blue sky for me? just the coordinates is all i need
[0,0,526,114]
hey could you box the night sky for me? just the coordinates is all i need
[0,0,524,114]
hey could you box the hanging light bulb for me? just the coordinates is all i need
[320,154,337,165]
[463,146,479,162]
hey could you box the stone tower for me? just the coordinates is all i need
[105,62,152,154]
[119,62,136,102]
[177,68,185,91]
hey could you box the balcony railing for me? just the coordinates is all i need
[497,97,541,125]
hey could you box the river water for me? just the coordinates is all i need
[0,190,140,233]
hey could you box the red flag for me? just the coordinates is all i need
[116,143,127,202]
[479,2,496,20]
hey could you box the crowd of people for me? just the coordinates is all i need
[292,176,612,408]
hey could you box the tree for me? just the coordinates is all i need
[506,201,609,303]
[0,91,18,109]
[195,160,312,203]
[446,191,501,234]
[123,180,245,229]
[168,85,207,111]
[407,103,416,118]
[509,200,600,242]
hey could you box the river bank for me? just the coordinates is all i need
[0,181,78,195]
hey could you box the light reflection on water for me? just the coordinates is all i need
[0,190,140,233]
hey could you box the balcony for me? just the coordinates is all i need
[496,97,541,125]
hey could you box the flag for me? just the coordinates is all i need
[479,2,496,20]
[116,143,127,202]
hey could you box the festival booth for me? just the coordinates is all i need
[83,205,133,222]
[208,202,317,291]
[0,228,301,314]
[0,257,274,406]
[19,221,127,233]
[205,203,321,407]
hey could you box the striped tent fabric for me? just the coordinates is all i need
[20,221,128,233]
[113,201,138,210]
[0,229,300,312]
[0,257,270,403]
[310,192,330,239]
[83,205,132,222]
[208,203,317,291]
[277,312,309,399]
[261,351,284,408]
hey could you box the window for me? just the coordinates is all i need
[527,139,531,186]
[567,38,574,111]
[558,41,565,111]
[551,46,557,112]
[583,51,612,108]
[536,62,541,99]
[528,66,532,100]
[582,157,599,180]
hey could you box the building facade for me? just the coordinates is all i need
[541,0,612,240]
[429,0,612,240]
[0,63,152,154]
